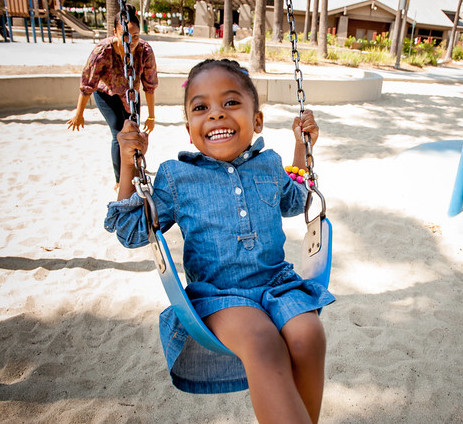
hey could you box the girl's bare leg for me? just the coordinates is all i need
[281,312,326,424]
[204,307,312,424]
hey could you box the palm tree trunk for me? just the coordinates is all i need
[106,0,119,36]
[394,0,410,68]
[318,0,327,57]
[445,0,463,61]
[309,0,318,45]
[250,0,266,72]
[390,0,402,56]
[272,0,283,42]
[303,0,311,41]
[223,0,234,50]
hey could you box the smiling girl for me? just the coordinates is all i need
[105,59,335,423]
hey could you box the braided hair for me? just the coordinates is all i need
[183,59,259,114]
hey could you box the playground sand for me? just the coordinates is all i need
[0,79,462,423]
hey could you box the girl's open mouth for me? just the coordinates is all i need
[207,128,236,142]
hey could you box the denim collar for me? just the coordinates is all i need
[178,136,265,167]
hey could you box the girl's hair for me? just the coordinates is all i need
[183,59,259,114]
[114,4,140,30]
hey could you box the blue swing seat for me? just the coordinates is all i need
[448,143,463,217]
[154,217,333,355]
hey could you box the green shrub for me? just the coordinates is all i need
[300,49,318,64]
[327,33,337,46]
[403,53,427,68]
[344,35,357,49]
[326,49,338,61]
[266,48,288,61]
[237,42,251,54]
[336,50,362,67]
[362,48,394,65]
[452,44,463,60]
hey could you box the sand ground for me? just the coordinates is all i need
[0,39,462,423]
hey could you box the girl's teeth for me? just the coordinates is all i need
[208,129,235,140]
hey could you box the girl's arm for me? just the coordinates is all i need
[143,91,155,134]
[67,93,91,131]
[291,110,319,171]
[117,119,149,200]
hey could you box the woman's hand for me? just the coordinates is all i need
[292,110,319,148]
[117,119,149,168]
[67,114,85,131]
[143,117,155,134]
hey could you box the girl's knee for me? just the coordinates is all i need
[283,313,326,363]
[239,321,288,365]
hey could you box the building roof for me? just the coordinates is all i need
[289,0,462,29]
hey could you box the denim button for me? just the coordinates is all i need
[228,167,234,173]
[235,187,242,195]
[243,152,250,159]
[240,210,247,217]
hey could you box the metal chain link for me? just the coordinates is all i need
[285,0,316,187]
[285,0,326,222]
[118,0,152,188]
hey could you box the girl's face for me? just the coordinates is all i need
[114,21,140,52]
[185,68,263,162]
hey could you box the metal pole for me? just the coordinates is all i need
[3,0,13,42]
[58,0,65,42]
[45,0,51,42]
[1,14,7,40]
[36,0,44,41]
[408,17,416,57]
[28,0,37,42]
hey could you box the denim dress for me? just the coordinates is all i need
[105,137,335,394]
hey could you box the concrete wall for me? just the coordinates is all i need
[0,71,383,112]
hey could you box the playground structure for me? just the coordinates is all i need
[1,0,97,42]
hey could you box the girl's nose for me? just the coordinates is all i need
[208,107,225,120]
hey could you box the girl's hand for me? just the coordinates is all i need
[143,117,155,134]
[117,119,149,168]
[67,115,85,131]
[292,110,319,148]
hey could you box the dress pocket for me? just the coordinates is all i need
[254,176,279,207]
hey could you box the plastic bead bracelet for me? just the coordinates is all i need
[285,165,306,183]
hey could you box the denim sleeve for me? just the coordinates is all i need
[279,159,308,217]
[104,166,176,248]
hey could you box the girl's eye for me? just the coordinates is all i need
[192,104,207,112]
[225,99,240,107]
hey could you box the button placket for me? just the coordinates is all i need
[224,164,251,237]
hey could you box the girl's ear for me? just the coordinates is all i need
[185,123,190,135]
[254,111,264,134]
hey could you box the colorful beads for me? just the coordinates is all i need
[285,166,307,184]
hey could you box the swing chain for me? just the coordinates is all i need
[284,0,315,187]
[285,0,326,223]
[118,0,153,189]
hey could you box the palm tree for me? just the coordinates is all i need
[106,0,119,36]
[272,0,283,42]
[445,0,463,61]
[250,0,266,72]
[223,0,234,50]
[303,0,311,41]
[318,0,328,57]
[309,0,318,45]
[390,0,403,56]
